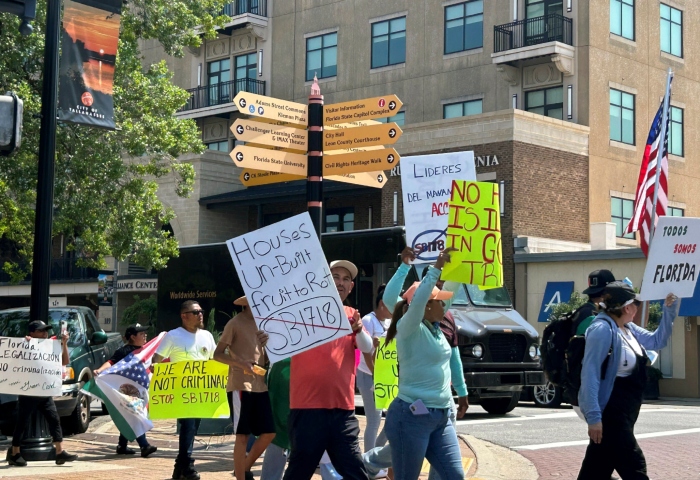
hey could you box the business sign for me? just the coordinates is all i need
[230,145,307,176]
[234,91,308,126]
[400,152,476,262]
[373,340,398,409]
[225,212,351,362]
[324,95,403,125]
[57,0,122,129]
[323,148,399,176]
[0,337,62,396]
[538,282,575,322]
[441,181,503,288]
[117,279,158,292]
[640,217,700,301]
[232,118,308,152]
[323,123,402,150]
[149,360,229,419]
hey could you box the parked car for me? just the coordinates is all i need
[0,306,123,434]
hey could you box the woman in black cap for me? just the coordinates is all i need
[577,281,678,479]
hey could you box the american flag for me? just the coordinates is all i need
[102,354,150,389]
[624,75,673,256]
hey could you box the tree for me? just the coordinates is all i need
[547,291,587,322]
[0,0,230,281]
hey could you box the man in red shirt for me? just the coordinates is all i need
[283,260,373,480]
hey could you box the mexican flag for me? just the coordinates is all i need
[83,332,165,441]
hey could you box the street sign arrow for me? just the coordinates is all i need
[230,145,307,176]
[231,118,308,152]
[327,171,387,189]
[323,122,402,150]
[323,148,400,176]
[233,91,308,126]
[239,169,304,187]
[323,95,403,125]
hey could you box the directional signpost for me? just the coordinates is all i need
[233,91,308,127]
[230,145,307,176]
[239,169,303,187]
[232,118,308,152]
[323,123,402,150]
[323,148,399,176]
[323,95,403,125]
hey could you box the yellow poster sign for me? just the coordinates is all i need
[149,360,229,419]
[441,181,503,288]
[373,340,399,409]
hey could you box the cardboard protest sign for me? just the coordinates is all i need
[149,360,228,419]
[639,217,700,300]
[400,152,476,262]
[0,337,62,396]
[373,340,399,409]
[226,212,351,362]
[441,181,503,288]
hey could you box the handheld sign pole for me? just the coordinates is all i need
[308,76,324,238]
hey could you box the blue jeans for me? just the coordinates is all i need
[261,443,287,480]
[118,433,149,449]
[357,370,382,451]
[176,418,201,470]
[428,401,457,480]
[384,399,463,480]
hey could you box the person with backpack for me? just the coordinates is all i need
[577,281,678,480]
[575,269,616,335]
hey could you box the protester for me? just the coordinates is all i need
[382,248,467,480]
[577,282,678,480]
[575,269,616,335]
[214,296,274,480]
[8,321,78,467]
[357,284,391,452]
[153,300,217,480]
[283,260,374,480]
[260,357,291,480]
[93,323,157,457]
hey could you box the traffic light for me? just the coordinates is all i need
[0,0,37,35]
[0,92,24,156]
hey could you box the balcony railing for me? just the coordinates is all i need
[0,257,98,283]
[220,0,267,18]
[180,78,266,112]
[494,13,572,53]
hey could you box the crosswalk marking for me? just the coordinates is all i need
[420,457,473,473]
[513,427,700,450]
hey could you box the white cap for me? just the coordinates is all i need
[329,260,358,279]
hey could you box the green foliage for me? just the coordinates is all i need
[645,302,663,332]
[206,308,222,343]
[121,295,158,326]
[547,291,587,322]
[0,0,231,280]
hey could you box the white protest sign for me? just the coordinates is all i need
[0,337,62,396]
[226,212,351,362]
[400,152,476,262]
[640,216,700,300]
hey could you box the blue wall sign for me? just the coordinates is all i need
[538,281,575,323]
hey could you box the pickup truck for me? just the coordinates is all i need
[0,306,123,434]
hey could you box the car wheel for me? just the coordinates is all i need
[533,381,562,408]
[69,392,91,434]
[480,392,520,415]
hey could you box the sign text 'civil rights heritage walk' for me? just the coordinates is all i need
[323,148,399,176]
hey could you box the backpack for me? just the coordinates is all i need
[541,305,613,406]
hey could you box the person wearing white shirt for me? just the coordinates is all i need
[153,300,216,480]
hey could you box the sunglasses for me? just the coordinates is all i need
[185,310,204,316]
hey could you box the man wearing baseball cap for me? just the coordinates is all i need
[8,321,77,467]
[575,269,616,335]
[283,260,373,480]
[93,324,157,458]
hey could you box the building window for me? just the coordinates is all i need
[306,32,337,81]
[325,208,354,232]
[610,89,635,145]
[378,111,405,126]
[371,17,406,68]
[235,53,257,83]
[443,99,482,119]
[207,58,231,105]
[444,0,483,54]
[206,140,229,151]
[668,206,684,217]
[525,86,563,120]
[610,0,634,40]
[611,197,634,239]
[669,106,683,157]
[660,4,682,57]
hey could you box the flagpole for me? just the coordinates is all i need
[641,67,673,328]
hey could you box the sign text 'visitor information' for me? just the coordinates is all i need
[0,337,62,396]
[640,216,700,301]
[226,212,351,362]
[231,145,307,176]
[324,95,403,125]
[234,91,308,126]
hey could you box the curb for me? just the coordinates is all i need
[459,434,538,480]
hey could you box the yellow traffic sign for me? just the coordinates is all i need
[324,95,402,125]
[327,171,387,189]
[239,169,303,187]
[323,148,399,176]
[323,123,402,150]
[230,145,307,176]
[234,91,308,126]
[232,119,308,151]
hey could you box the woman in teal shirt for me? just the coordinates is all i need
[383,248,466,480]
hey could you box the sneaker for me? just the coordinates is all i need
[181,469,200,480]
[116,446,136,455]
[245,471,255,480]
[172,466,182,479]
[8,453,27,467]
[374,469,388,479]
[141,445,157,458]
[55,451,78,465]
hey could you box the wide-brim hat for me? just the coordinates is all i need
[401,282,453,304]
[234,296,248,306]
[582,269,616,295]
[329,260,358,280]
